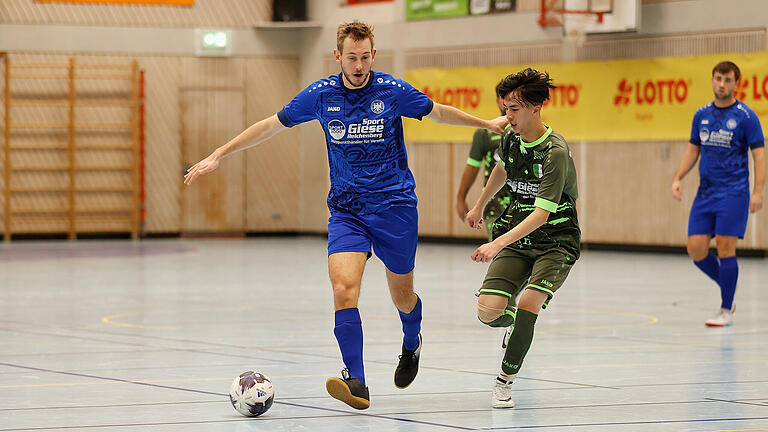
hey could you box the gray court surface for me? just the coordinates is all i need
[0,237,766,431]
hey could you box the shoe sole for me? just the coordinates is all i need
[705,322,730,327]
[394,378,414,389]
[325,378,370,410]
[492,402,515,409]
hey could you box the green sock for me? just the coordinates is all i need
[486,304,516,328]
[501,309,537,375]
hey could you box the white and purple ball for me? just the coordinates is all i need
[229,371,274,417]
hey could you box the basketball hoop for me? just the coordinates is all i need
[563,13,592,48]
[539,0,609,47]
[539,0,606,28]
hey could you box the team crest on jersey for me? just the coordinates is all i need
[726,118,738,129]
[328,120,346,140]
[371,99,385,114]
[533,164,543,178]
[699,127,710,143]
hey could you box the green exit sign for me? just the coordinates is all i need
[195,29,232,56]
[202,31,227,48]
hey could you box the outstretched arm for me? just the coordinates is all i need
[426,102,507,134]
[184,114,286,185]
[671,143,701,200]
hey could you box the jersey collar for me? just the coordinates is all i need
[339,70,375,92]
[519,125,552,154]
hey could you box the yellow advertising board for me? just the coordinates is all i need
[36,0,193,5]
[404,52,768,142]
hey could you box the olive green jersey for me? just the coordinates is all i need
[467,128,511,222]
[493,126,580,257]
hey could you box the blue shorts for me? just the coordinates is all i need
[688,193,749,239]
[327,206,418,275]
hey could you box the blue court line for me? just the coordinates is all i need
[706,397,768,407]
[0,362,473,431]
[476,416,768,430]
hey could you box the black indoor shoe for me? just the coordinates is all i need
[325,368,370,410]
[394,333,422,389]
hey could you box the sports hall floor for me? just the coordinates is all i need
[0,237,766,431]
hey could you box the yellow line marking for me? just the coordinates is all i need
[101,313,152,329]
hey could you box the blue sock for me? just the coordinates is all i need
[398,296,422,351]
[694,252,720,282]
[333,308,365,386]
[718,256,738,310]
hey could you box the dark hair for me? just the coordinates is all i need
[495,79,504,98]
[497,68,556,107]
[337,21,375,53]
[712,61,740,81]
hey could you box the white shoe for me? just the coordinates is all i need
[492,377,515,408]
[705,307,734,327]
[501,325,513,349]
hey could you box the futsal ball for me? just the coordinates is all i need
[229,371,274,417]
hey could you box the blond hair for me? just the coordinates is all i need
[336,21,375,53]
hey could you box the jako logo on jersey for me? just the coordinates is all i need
[613,78,690,106]
[370,99,385,114]
[544,84,579,107]
[328,120,346,140]
[327,106,341,112]
[422,86,481,110]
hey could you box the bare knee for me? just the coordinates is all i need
[517,289,548,314]
[387,271,416,312]
[477,295,508,324]
[715,236,737,258]
[332,282,360,310]
[687,237,710,261]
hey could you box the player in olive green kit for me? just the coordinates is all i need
[466,68,580,409]
[456,80,512,239]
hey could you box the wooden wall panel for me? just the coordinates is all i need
[578,30,766,61]
[1,0,270,27]
[244,58,300,232]
[581,141,696,246]
[409,141,451,237]
[140,56,181,233]
[180,86,245,233]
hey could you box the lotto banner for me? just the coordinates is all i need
[35,0,193,5]
[404,51,768,142]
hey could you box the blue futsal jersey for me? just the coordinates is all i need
[690,101,764,198]
[277,71,434,215]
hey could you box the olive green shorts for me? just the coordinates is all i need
[476,246,577,309]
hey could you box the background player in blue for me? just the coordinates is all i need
[672,61,765,327]
[184,21,506,409]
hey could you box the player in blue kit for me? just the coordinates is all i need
[184,21,506,409]
[672,61,765,327]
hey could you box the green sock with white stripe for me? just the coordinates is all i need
[501,309,537,375]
